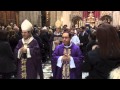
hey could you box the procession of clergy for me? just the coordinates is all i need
[1,19,120,79]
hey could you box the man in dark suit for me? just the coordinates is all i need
[79,26,89,56]
[39,27,50,63]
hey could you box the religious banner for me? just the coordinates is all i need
[94,11,100,19]
[83,11,88,18]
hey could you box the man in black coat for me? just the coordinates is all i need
[39,28,50,63]
[0,30,16,79]
[32,30,43,64]
[86,30,96,52]
[79,26,89,56]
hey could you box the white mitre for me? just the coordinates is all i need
[21,19,33,31]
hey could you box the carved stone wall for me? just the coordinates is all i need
[70,11,83,19]
[19,11,41,26]
[50,11,57,27]
[100,11,113,17]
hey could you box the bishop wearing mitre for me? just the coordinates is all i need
[15,19,43,79]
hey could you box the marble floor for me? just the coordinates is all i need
[42,61,53,79]
[42,60,89,79]
[0,60,88,79]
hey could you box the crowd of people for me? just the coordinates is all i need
[0,19,120,79]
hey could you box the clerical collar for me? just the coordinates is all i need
[64,42,72,49]
[24,37,30,42]
[22,36,34,45]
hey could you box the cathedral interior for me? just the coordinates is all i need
[0,11,120,79]
[0,11,119,28]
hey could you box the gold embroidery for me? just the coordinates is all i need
[21,72,27,79]
[62,61,70,79]
[20,38,31,79]
[21,60,26,64]
[62,48,71,79]
[21,65,26,71]
[21,59,27,79]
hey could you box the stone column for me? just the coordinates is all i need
[38,11,42,27]
[50,11,57,27]
[19,11,27,24]
[62,11,72,28]
[57,11,62,20]
[19,11,40,26]
[19,11,22,24]
[113,11,120,26]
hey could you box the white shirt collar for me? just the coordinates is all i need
[64,42,72,49]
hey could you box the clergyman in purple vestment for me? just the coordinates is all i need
[15,19,43,79]
[52,32,83,79]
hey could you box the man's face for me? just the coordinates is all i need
[22,31,30,39]
[70,30,74,35]
[56,28,60,32]
[79,28,83,33]
[62,33,70,45]
[86,26,89,29]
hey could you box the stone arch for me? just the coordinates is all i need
[71,16,83,28]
